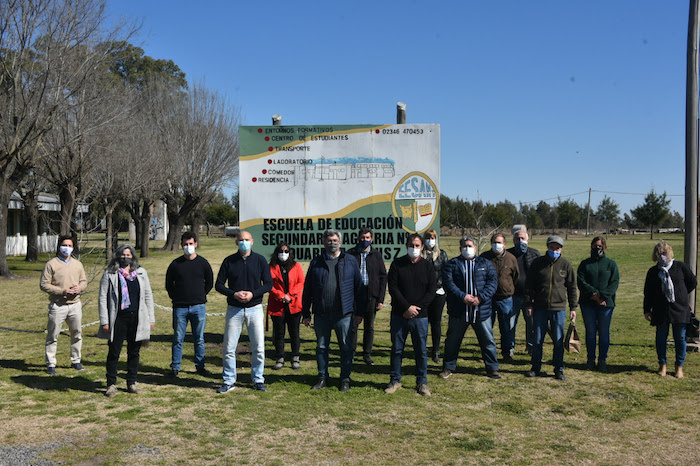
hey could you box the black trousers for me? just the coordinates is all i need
[271,309,301,359]
[106,312,142,386]
[352,296,378,356]
[427,293,446,352]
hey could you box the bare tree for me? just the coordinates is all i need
[0,0,135,276]
[152,82,240,251]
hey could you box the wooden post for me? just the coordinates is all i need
[272,114,282,126]
[685,0,699,313]
[397,102,406,124]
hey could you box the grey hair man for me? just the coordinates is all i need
[506,225,540,354]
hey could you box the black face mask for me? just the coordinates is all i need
[591,247,604,258]
[119,256,132,268]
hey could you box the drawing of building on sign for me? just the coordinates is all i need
[293,158,395,185]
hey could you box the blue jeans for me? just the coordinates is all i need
[512,294,534,351]
[580,304,613,364]
[222,304,265,385]
[171,304,207,371]
[314,312,354,382]
[443,314,499,372]
[532,309,566,372]
[492,297,516,356]
[390,315,428,385]
[655,322,687,367]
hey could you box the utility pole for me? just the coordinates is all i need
[397,102,406,124]
[586,187,592,236]
[685,0,699,312]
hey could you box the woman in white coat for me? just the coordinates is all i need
[99,244,155,397]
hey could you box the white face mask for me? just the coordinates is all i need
[408,247,422,259]
[183,245,196,256]
[278,252,289,262]
[425,239,436,249]
[461,246,476,260]
[492,243,504,254]
[59,246,73,258]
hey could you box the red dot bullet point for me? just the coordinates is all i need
[262,169,267,174]
[268,159,273,164]
[268,147,273,151]
[375,129,380,134]
[265,136,270,141]
[257,128,263,133]
[252,177,257,182]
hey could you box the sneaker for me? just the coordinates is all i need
[416,383,431,396]
[291,357,300,370]
[486,370,502,379]
[196,367,212,377]
[169,369,179,378]
[46,366,56,376]
[105,384,117,397]
[525,368,546,378]
[554,370,566,381]
[311,378,327,390]
[384,381,402,394]
[127,383,141,394]
[71,363,85,371]
[273,358,284,370]
[439,368,452,379]
[217,383,235,394]
[363,354,375,366]
[339,380,350,392]
[253,382,267,392]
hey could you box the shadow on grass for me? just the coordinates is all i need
[12,374,103,393]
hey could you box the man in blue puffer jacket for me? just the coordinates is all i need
[440,236,502,379]
[302,229,364,392]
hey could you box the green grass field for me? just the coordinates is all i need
[1,233,699,465]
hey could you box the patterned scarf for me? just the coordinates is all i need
[658,259,675,303]
[118,267,138,310]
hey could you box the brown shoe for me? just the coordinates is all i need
[657,364,667,377]
[416,383,431,396]
[439,368,452,379]
[486,370,502,379]
[384,381,401,394]
[675,366,684,378]
[127,383,141,394]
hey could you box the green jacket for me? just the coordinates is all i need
[526,254,578,311]
[577,254,620,308]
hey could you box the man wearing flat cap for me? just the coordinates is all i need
[524,235,577,380]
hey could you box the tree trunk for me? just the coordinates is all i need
[24,193,39,262]
[139,199,152,258]
[105,204,115,261]
[162,195,199,251]
[59,186,77,236]
[0,181,13,276]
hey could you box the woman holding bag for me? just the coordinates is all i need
[577,237,620,372]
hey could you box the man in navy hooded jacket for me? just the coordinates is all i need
[440,236,501,379]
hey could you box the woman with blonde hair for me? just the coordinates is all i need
[422,229,448,363]
[643,240,696,378]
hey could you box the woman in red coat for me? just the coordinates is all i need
[268,243,305,370]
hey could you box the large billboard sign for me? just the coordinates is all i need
[239,124,440,261]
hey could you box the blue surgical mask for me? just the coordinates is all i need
[547,250,561,260]
[516,241,528,253]
[238,240,251,253]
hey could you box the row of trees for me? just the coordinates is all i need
[0,0,240,276]
[440,190,681,237]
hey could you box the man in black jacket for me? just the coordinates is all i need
[215,231,272,393]
[348,228,387,365]
[507,225,540,354]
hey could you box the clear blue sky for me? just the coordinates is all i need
[108,0,692,218]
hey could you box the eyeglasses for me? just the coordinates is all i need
[280,249,290,253]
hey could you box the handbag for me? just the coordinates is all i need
[687,314,700,342]
[564,321,581,353]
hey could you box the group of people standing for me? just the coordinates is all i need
[38,225,696,397]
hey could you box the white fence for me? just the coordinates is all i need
[5,233,58,256]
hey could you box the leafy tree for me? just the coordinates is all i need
[630,190,671,239]
[519,203,543,230]
[557,198,584,236]
[204,193,237,226]
[595,196,620,235]
[536,200,556,230]
[661,211,684,229]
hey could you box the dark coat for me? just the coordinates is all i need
[347,245,388,303]
[643,260,697,325]
[302,250,364,319]
[442,255,497,322]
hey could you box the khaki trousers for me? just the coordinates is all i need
[45,301,82,367]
